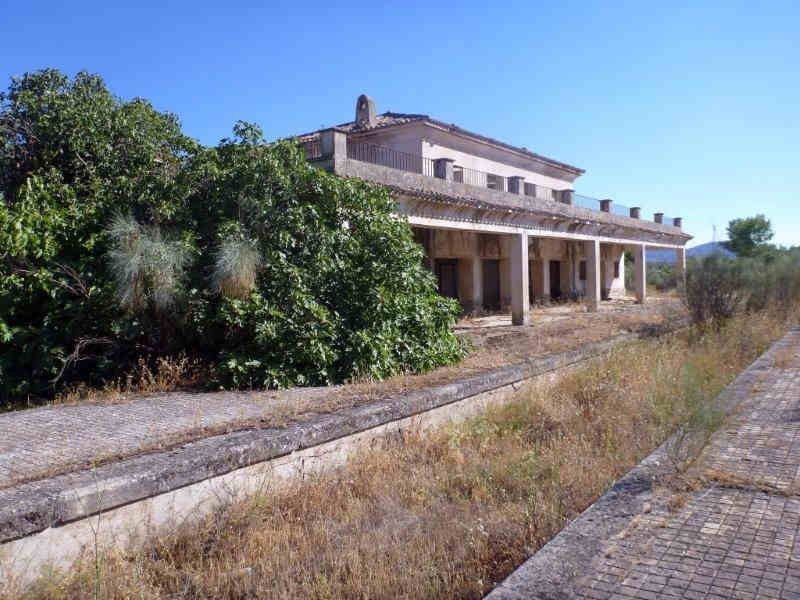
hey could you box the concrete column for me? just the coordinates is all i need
[585,239,600,312]
[511,232,530,326]
[471,234,483,312]
[542,259,550,300]
[433,158,454,181]
[507,176,525,195]
[429,230,436,277]
[675,246,686,289]
[633,244,646,304]
[319,128,347,161]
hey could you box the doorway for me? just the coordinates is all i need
[482,259,500,310]
[435,259,459,300]
[549,260,561,298]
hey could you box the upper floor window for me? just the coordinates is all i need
[524,182,536,197]
[453,166,464,183]
[486,173,504,191]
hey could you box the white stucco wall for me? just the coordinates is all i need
[353,122,580,191]
[352,127,423,158]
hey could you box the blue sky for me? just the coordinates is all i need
[3,1,798,246]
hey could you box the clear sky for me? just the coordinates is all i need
[3,1,798,247]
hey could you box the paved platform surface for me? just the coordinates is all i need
[488,327,800,600]
[0,386,333,489]
[1,301,681,491]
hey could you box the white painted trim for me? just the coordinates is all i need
[406,216,684,249]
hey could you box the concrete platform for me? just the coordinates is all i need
[487,327,800,600]
[1,316,687,587]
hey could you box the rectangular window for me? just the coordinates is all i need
[524,182,536,197]
[453,166,464,183]
[579,260,587,281]
[486,173,504,191]
[614,261,620,278]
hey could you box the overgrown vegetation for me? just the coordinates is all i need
[0,70,462,404]
[624,252,679,293]
[8,306,796,600]
[682,250,800,329]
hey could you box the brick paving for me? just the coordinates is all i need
[488,327,800,600]
[575,329,800,600]
[0,388,327,489]
[579,487,800,599]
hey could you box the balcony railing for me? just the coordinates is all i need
[574,194,602,212]
[311,139,681,229]
[347,142,435,177]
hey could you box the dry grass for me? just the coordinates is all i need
[51,355,211,406]
[8,308,794,600]
[41,300,685,412]
[772,345,798,369]
[2,303,688,492]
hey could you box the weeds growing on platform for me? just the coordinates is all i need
[6,308,797,600]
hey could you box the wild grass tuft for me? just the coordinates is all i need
[211,236,261,300]
[106,213,189,313]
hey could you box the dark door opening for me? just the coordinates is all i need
[482,259,500,310]
[436,259,459,301]
[549,260,561,298]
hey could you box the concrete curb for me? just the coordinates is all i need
[484,327,792,600]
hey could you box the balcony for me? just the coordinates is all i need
[303,136,684,234]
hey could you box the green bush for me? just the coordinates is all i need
[743,252,800,314]
[682,251,800,329]
[647,262,677,291]
[681,254,747,329]
[0,70,463,404]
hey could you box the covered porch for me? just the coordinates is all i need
[412,224,686,325]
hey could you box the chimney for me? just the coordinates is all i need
[355,94,376,128]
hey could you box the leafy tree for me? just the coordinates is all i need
[183,124,463,388]
[0,70,462,403]
[725,214,774,257]
[0,69,198,399]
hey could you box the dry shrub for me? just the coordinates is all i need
[9,307,798,600]
[52,354,208,406]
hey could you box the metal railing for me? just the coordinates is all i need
[613,203,631,217]
[574,194,602,211]
[660,214,677,226]
[338,140,679,228]
[347,142,435,177]
[524,182,559,201]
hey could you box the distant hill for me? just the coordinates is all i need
[647,242,735,264]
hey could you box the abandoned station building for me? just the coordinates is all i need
[300,95,691,325]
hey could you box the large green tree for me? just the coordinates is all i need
[183,123,463,388]
[0,69,198,399]
[725,214,774,257]
[0,70,462,403]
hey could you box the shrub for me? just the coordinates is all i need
[0,70,463,404]
[681,254,747,329]
[647,262,677,291]
[743,253,800,314]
